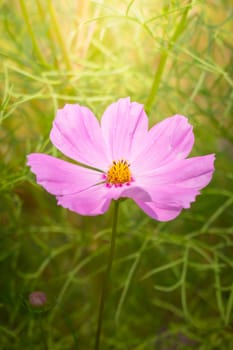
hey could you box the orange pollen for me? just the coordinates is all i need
[106,159,131,185]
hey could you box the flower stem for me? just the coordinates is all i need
[94,200,120,350]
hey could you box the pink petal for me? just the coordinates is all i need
[127,180,200,209]
[101,97,148,162]
[58,184,150,216]
[27,153,103,195]
[138,154,215,190]
[50,104,108,170]
[121,186,151,202]
[130,154,215,221]
[101,184,152,202]
[56,186,111,216]
[133,200,183,221]
[132,115,194,174]
[139,185,201,209]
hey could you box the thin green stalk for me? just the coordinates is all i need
[225,282,233,325]
[46,1,72,70]
[214,253,225,323]
[145,50,168,114]
[39,316,48,350]
[115,237,149,323]
[35,0,59,69]
[94,200,120,350]
[145,1,192,114]
[19,0,47,65]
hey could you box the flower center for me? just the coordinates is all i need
[106,159,132,186]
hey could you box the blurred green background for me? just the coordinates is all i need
[0,0,233,349]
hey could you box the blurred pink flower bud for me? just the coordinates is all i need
[29,291,47,307]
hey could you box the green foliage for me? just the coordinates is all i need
[0,0,233,349]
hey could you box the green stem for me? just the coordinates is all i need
[19,0,47,66]
[35,0,59,69]
[46,1,72,70]
[39,316,48,350]
[145,49,168,114]
[145,1,192,114]
[94,200,120,350]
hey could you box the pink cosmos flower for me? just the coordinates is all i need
[27,97,215,221]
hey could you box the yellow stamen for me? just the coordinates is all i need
[107,159,131,185]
